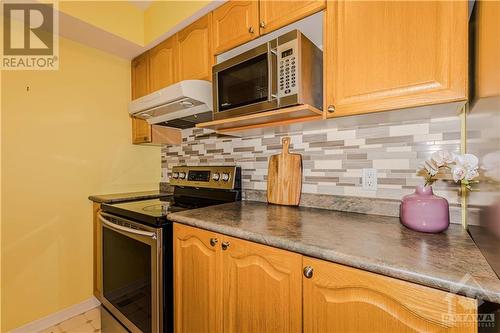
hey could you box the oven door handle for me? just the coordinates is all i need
[98,213,157,239]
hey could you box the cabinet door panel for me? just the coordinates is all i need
[212,1,259,55]
[177,14,213,81]
[222,235,302,333]
[150,36,177,92]
[131,117,151,144]
[173,224,222,333]
[325,0,467,117]
[303,257,477,333]
[259,1,325,35]
[131,52,150,99]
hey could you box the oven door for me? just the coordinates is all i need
[97,212,162,333]
[213,41,278,120]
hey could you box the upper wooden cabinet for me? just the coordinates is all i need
[259,1,325,34]
[221,235,302,333]
[212,1,260,54]
[324,0,468,118]
[303,257,477,333]
[177,14,213,81]
[131,52,150,100]
[149,36,177,92]
[474,0,500,99]
[173,224,221,333]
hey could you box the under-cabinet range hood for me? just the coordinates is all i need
[128,80,213,129]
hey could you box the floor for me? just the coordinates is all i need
[39,306,128,333]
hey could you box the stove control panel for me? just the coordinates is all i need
[169,166,240,190]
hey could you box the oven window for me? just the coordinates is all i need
[103,228,152,332]
[217,53,269,112]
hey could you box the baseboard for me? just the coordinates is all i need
[10,296,101,333]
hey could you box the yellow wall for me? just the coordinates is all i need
[144,0,211,44]
[1,37,160,331]
[59,1,145,46]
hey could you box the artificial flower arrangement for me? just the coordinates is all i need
[419,150,480,191]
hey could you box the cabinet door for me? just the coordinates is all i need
[212,1,259,55]
[303,257,477,333]
[475,0,500,99]
[149,36,177,92]
[131,52,150,99]
[173,224,222,333]
[221,235,302,333]
[324,0,467,118]
[177,14,213,81]
[259,1,325,35]
[131,117,152,144]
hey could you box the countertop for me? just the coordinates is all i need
[168,201,500,303]
[88,190,164,204]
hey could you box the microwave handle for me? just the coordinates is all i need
[268,45,278,101]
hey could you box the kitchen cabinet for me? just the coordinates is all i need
[212,1,259,55]
[474,0,500,99]
[131,117,182,145]
[259,1,325,35]
[324,0,468,118]
[131,52,150,100]
[303,257,477,333]
[92,203,102,300]
[149,35,177,92]
[177,14,213,82]
[221,235,302,332]
[173,224,221,333]
[172,224,302,333]
[174,223,478,333]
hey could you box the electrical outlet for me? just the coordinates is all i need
[362,168,378,190]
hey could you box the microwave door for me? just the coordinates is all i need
[213,43,279,120]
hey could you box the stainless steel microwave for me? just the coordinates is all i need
[212,30,323,120]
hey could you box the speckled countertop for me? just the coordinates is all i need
[168,201,500,303]
[88,190,164,204]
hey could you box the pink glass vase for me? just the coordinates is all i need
[400,185,450,233]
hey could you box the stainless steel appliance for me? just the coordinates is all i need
[212,29,323,120]
[97,166,241,333]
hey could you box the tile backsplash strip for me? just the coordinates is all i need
[161,107,464,223]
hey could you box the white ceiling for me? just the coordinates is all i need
[128,1,154,11]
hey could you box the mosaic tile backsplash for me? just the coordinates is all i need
[161,107,463,211]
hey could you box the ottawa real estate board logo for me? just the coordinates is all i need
[2,1,59,70]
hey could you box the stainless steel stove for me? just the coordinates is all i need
[97,166,241,333]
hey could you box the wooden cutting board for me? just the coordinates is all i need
[267,137,302,206]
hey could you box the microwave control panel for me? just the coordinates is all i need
[277,39,298,98]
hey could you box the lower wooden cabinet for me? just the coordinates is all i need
[173,224,221,333]
[303,257,477,333]
[222,235,302,333]
[173,223,477,333]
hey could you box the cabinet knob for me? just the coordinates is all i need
[303,266,314,279]
[248,26,255,34]
[221,241,230,250]
[259,21,266,28]
[327,105,335,113]
[210,238,218,247]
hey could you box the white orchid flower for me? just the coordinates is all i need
[452,153,479,183]
[422,159,439,176]
[451,165,466,182]
[431,150,454,167]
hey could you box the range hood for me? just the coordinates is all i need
[129,80,213,129]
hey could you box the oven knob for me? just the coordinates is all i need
[172,172,179,179]
[178,172,186,179]
[212,173,220,181]
[221,173,230,182]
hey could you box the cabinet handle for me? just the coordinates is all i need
[303,266,314,279]
[210,238,218,247]
[259,21,266,28]
[327,105,335,113]
[248,26,255,34]
[221,241,230,250]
